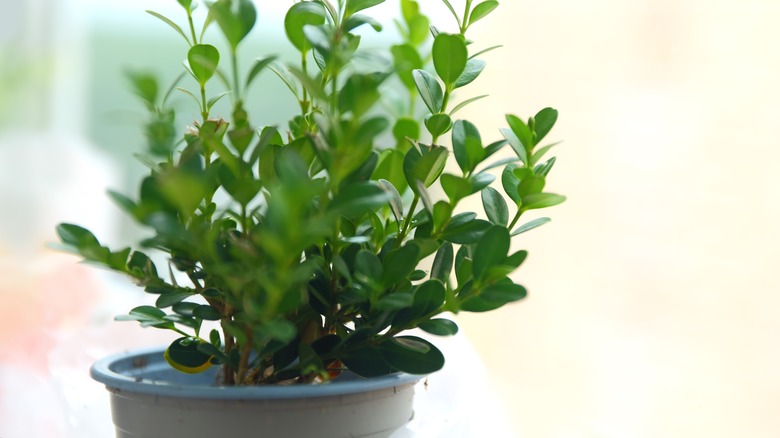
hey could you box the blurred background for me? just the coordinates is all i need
[2,0,780,437]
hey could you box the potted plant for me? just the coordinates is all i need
[56,0,565,436]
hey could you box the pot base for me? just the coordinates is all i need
[93,348,420,438]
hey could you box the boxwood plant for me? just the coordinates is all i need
[57,0,564,385]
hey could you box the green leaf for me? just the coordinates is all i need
[400,0,419,22]
[452,119,482,173]
[468,1,500,27]
[406,14,430,46]
[514,167,545,197]
[380,336,444,374]
[410,270,428,281]
[501,128,527,165]
[193,305,221,321]
[116,306,175,330]
[125,71,158,109]
[461,281,527,312]
[392,118,420,151]
[56,223,100,249]
[245,56,277,90]
[470,172,495,194]
[146,10,191,46]
[454,58,486,89]
[482,186,509,226]
[403,144,448,192]
[432,33,468,86]
[469,44,503,59]
[530,142,559,167]
[156,291,194,308]
[208,0,256,50]
[425,113,452,138]
[501,163,522,205]
[127,250,157,279]
[440,174,471,203]
[268,61,301,100]
[480,159,518,174]
[341,346,393,377]
[391,44,424,90]
[512,217,552,236]
[318,0,339,23]
[197,342,228,364]
[354,116,390,151]
[217,161,262,206]
[374,149,407,195]
[418,318,459,336]
[416,181,434,219]
[483,139,508,161]
[506,250,529,270]
[413,280,446,316]
[430,242,454,282]
[257,144,280,186]
[165,337,213,373]
[473,226,510,280]
[346,0,385,15]
[382,244,420,287]
[344,14,383,32]
[441,217,492,244]
[535,156,557,177]
[284,2,327,53]
[171,302,199,317]
[521,193,566,210]
[533,107,558,144]
[188,44,220,86]
[506,114,533,153]
[177,0,192,11]
[250,125,283,163]
[329,181,392,218]
[378,179,404,223]
[288,66,327,101]
[355,250,383,287]
[432,201,452,232]
[303,25,331,57]
[412,69,443,113]
[176,87,202,112]
[206,91,230,111]
[449,94,488,116]
[260,320,297,343]
[339,73,386,118]
[376,293,415,311]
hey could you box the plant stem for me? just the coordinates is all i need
[237,327,253,384]
[509,209,523,230]
[431,88,452,144]
[231,48,241,99]
[187,12,198,45]
[221,304,235,385]
[301,52,310,116]
[200,85,208,122]
[241,203,249,235]
[461,0,473,34]
[397,195,420,245]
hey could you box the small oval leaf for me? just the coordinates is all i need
[468,1,500,27]
[188,44,220,85]
[432,33,468,86]
[412,69,443,113]
[418,318,459,336]
[482,186,509,226]
[284,2,327,53]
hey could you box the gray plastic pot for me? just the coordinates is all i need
[91,347,421,438]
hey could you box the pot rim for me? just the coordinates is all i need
[91,346,422,400]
